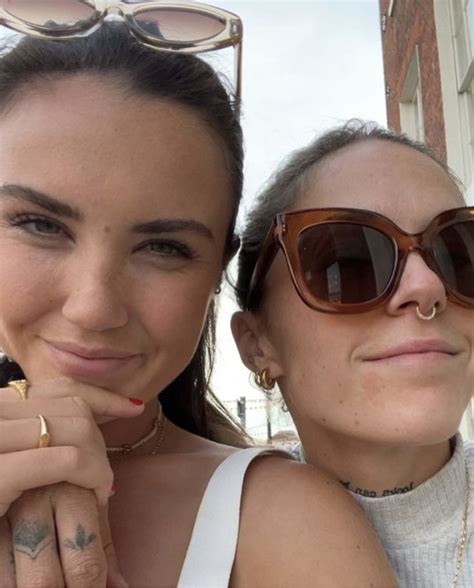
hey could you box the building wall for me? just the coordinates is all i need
[379,0,447,161]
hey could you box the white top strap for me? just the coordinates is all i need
[177,447,273,588]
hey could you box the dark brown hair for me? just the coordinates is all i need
[235,120,463,311]
[0,23,249,446]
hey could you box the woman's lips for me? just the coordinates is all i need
[363,339,459,366]
[44,341,139,379]
[367,350,454,366]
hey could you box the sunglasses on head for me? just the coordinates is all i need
[246,207,474,313]
[0,0,243,98]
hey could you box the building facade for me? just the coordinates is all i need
[379,0,474,437]
[379,0,473,201]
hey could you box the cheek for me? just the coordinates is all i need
[264,287,352,391]
[136,271,215,353]
[0,241,60,344]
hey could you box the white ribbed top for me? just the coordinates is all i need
[352,435,474,587]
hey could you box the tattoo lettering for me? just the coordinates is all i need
[381,482,414,497]
[13,520,53,560]
[340,480,414,498]
[64,525,96,552]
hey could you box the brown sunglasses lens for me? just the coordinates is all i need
[432,221,474,299]
[297,223,396,305]
[3,0,96,27]
[134,8,226,43]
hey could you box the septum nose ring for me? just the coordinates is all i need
[416,305,437,321]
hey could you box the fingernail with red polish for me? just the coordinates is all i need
[128,397,144,406]
[110,483,117,496]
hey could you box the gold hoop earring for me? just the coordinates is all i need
[254,368,275,391]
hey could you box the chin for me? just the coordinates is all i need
[369,410,464,447]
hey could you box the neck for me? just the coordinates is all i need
[100,398,159,449]
[298,424,453,498]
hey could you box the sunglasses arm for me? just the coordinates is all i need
[246,224,280,310]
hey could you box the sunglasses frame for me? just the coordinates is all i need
[246,206,474,313]
[0,0,243,98]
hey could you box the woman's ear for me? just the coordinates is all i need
[231,311,283,378]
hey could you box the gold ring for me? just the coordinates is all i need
[416,305,437,321]
[37,415,50,449]
[8,379,29,401]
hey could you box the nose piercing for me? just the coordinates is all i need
[416,305,437,321]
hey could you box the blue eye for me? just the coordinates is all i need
[10,214,65,236]
[143,240,193,259]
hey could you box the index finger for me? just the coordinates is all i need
[0,379,143,420]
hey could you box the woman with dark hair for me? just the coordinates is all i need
[233,120,474,586]
[0,10,396,587]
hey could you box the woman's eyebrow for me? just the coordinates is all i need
[0,184,215,240]
[0,184,82,220]
[132,219,215,241]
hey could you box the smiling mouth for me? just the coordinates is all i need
[44,340,139,379]
[368,350,454,363]
[364,339,460,364]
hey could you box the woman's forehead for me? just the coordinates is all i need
[294,139,463,231]
[0,76,233,233]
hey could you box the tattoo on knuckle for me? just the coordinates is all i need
[63,524,97,553]
[63,526,105,584]
[13,519,54,562]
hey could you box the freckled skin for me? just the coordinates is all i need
[250,140,474,493]
[0,75,232,404]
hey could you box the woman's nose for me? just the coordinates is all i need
[61,256,129,332]
[385,251,448,317]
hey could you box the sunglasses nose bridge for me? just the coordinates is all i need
[101,4,126,19]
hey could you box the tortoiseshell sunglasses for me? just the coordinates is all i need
[246,207,474,313]
[0,0,243,99]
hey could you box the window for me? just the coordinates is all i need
[452,0,473,90]
[451,0,474,199]
[399,45,425,141]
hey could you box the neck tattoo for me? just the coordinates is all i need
[339,480,414,498]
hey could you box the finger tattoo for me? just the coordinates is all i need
[63,524,97,552]
[13,519,53,560]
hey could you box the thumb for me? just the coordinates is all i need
[99,504,129,588]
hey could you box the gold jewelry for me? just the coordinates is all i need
[107,406,166,457]
[150,416,167,456]
[8,379,29,401]
[416,304,437,321]
[254,368,275,391]
[451,462,470,587]
[37,415,50,448]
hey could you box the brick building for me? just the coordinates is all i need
[379,0,473,202]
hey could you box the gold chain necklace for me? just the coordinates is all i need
[451,462,470,588]
[106,406,167,457]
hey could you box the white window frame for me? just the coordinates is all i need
[451,0,474,91]
[399,45,425,141]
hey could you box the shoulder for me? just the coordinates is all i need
[232,455,396,587]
